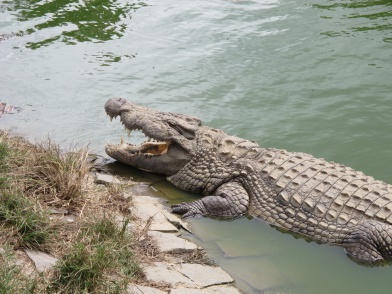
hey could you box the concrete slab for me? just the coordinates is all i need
[132,195,164,205]
[170,285,241,294]
[131,201,178,232]
[127,284,167,294]
[160,207,192,233]
[173,263,233,288]
[143,262,197,288]
[12,250,37,278]
[148,231,198,253]
[95,173,125,185]
[203,285,242,294]
[24,249,58,272]
[126,184,164,197]
[131,196,192,232]
[170,289,203,294]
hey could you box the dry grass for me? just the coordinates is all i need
[1,133,90,206]
[0,132,54,250]
[175,248,214,266]
[104,181,132,214]
[132,216,163,264]
[0,131,144,293]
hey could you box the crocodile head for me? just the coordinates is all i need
[104,98,202,175]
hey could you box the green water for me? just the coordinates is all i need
[1,0,392,293]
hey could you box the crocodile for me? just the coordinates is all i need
[104,97,392,263]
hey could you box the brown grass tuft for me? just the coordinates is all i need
[6,135,91,205]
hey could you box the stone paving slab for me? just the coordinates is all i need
[125,184,164,198]
[160,206,192,233]
[203,285,242,294]
[131,196,179,232]
[148,231,198,253]
[24,249,58,273]
[15,250,37,278]
[132,196,165,205]
[95,173,125,185]
[131,195,241,293]
[132,202,178,232]
[127,284,167,294]
[173,263,234,288]
[132,195,191,232]
[170,285,242,294]
[143,262,197,288]
[171,289,203,294]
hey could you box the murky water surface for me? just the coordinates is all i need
[1,0,392,293]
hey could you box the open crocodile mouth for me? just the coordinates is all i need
[106,115,170,158]
[116,137,170,157]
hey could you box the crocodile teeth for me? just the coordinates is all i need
[121,136,124,144]
[127,129,131,137]
[110,116,113,122]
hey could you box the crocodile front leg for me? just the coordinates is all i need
[171,181,249,219]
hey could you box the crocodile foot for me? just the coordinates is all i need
[171,201,205,218]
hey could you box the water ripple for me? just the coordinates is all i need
[0,0,147,49]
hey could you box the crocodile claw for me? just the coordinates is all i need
[171,203,202,218]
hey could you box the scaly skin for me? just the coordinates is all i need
[105,98,392,263]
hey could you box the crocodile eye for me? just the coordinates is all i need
[219,192,228,198]
[116,98,127,104]
[167,121,196,140]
